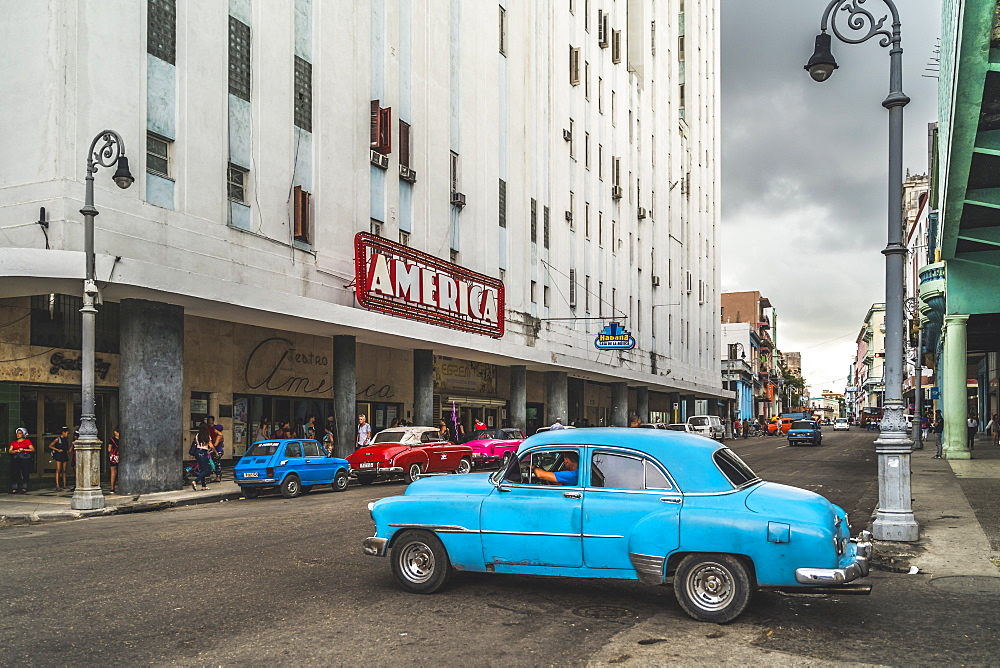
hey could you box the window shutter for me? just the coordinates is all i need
[569,269,577,307]
[612,30,622,63]
[530,198,537,242]
[293,186,310,243]
[399,120,410,167]
[370,100,380,148]
[378,106,392,154]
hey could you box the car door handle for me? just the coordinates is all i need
[660,496,681,504]
[563,491,582,499]
[304,459,311,463]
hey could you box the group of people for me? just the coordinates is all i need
[6,426,123,495]
[188,416,226,491]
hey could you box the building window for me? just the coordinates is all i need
[530,198,538,243]
[598,281,603,316]
[499,5,507,55]
[598,144,604,179]
[612,30,622,63]
[585,275,591,313]
[399,230,410,246]
[585,0,591,31]
[585,202,590,238]
[499,179,507,228]
[568,191,575,229]
[598,212,603,245]
[569,46,581,85]
[399,120,411,168]
[531,280,537,303]
[651,20,656,55]
[293,185,311,243]
[227,163,248,204]
[228,16,251,102]
[569,268,577,308]
[585,132,590,169]
[371,101,392,154]
[598,77,604,113]
[371,219,383,237]
[30,294,120,354]
[450,151,459,193]
[544,285,551,307]
[569,118,576,158]
[294,56,312,132]
[146,133,170,178]
[585,61,590,99]
[543,205,550,249]
[147,0,176,64]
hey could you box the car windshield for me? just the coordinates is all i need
[689,417,708,427]
[836,419,848,423]
[714,448,759,487]
[666,424,687,431]
[246,442,279,457]
[790,421,815,429]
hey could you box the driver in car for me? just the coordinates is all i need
[533,451,579,485]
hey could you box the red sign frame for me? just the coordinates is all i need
[354,232,505,338]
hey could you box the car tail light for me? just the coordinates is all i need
[266,467,274,477]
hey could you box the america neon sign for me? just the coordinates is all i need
[354,232,505,338]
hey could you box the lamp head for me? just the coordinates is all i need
[112,156,134,189]
[805,32,838,82]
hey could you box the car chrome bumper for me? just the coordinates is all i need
[363,536,389,557]
[349,466,404,477]
[795,531,873,585]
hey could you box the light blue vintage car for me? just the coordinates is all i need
[363,428,872,622]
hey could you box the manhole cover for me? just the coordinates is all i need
[928,576,1000,596]
[0,529,48,540]
[572,605,632,619]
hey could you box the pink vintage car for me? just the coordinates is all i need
[464,428,525,468]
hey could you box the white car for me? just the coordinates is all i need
[666,423,696,433]
[833,418,850,431]
[687,415,725,441]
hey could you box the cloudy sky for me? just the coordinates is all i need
[721,0,942,394]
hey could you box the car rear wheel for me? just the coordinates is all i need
[455,457,471,474]
[280,474,301,499]
[332,470,348,492]
[391,529,452,594]
[673,553,753,623]
[357,475,375,486]
[405,462,423,483]
[243,487,260,499]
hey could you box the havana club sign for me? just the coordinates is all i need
[354,232,505,338]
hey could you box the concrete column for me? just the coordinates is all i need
[611,382,628,426]
[545,371,568,424]
[510,365,527,433]
[414,349,434,426]
[685,396,696,422]
[333,335,356,458]
[943,315,971,460]
[636,386,649,423]
[118,299,184,494]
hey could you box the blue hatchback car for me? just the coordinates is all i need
[363,428,872,623]
[235,439,350,498]
[787,420,823,447]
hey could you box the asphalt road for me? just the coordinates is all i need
[1,429,997,666]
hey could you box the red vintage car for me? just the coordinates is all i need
[347,426,472,484]
[464,428,525,468]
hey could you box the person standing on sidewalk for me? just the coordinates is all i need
[49,426,71,491]
[190,426,215,491]
[967,411,980,451]
[211,424,225,483]
[356,415,372,450]
[106,428,120,493]
[8,428,34,494]
[932,410,944,458]
[987,413,999,447]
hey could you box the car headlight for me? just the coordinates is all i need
[367,501,376,513]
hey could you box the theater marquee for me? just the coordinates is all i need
[354,232,505,338]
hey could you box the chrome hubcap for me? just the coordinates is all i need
[400,542,435,583]
[686,563,733,611]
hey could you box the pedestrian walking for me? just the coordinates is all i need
[921,413,930,442]
[49,426,71,491]
[967,411,979,450]
[211,424,224,483]
[733,418,742,439]
[322,425,335,455]
[106,427,120,493]
[190,426,215,491]
[255,417,270,442]
[357,414,372,450]
[304,415,317,440]
[8,427,34,494]
[988,413,999,447]
[933,410,944,458]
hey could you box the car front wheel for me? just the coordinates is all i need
[280,474,301,499]
[332,470,348,492]
[673,553,753,623]
[391,529,452,594]
[455,457,471,474]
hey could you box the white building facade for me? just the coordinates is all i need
[0,0,725,491]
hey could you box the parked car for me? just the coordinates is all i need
[833,418,850,431]
[534,425,576,434]
[767,417,795,435]
[347,426,473,484]
[666,423,697,433]
[687,415,724,440]
[787,420,823,447]
[235,438,350,498]
[636,423,668,429]
[464,428,526,468]
[363,428,872,623]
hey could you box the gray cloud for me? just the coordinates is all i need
[721,0,940,391]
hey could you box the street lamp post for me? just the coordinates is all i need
[72,130,134,511]
[805,0,918,541]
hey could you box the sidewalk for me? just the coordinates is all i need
[0,475,245,526]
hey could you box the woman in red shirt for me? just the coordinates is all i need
[8,427,34,494]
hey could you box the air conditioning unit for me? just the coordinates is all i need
[612,185,623,199]
[564,210,573,223]
[370,221,382,237]
[563,128,572,142]
[637,207,647,219]
[451,192,467,207]
[399,165,417,183]
[370,150,389,169]
[652,275,660,287]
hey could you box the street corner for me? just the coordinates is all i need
[869,539,925,574]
